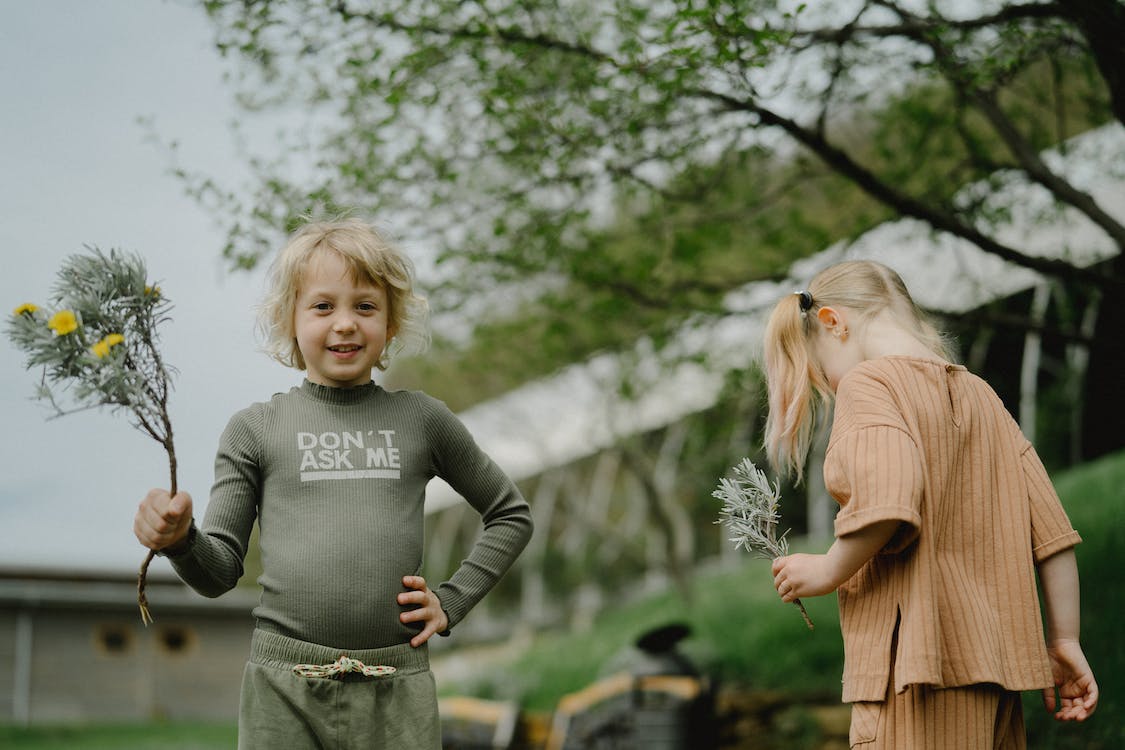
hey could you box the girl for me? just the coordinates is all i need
[763,260,1097,748]
[133,218,533,749]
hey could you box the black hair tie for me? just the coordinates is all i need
[795,290,814,312]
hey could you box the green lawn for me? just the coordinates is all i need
[0,722,237,750]
[1022,449,1125,750]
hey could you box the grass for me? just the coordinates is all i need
[1022,449,1125,750]
[0,722,237,750]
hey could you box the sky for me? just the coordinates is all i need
[0,1,308,573]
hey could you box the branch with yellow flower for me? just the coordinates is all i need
[8,248,178,625]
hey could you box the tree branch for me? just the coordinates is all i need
[969,90,1125,250]
[697,89,1124,293]
[799,1,1066,45]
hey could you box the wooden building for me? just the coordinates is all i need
[0,567,257,725]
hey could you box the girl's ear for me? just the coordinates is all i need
[816,306,842,330]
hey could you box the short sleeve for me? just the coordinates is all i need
[825,425,924,553]
[1021,442,1081,561]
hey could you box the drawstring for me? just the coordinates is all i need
[292,655,397,679]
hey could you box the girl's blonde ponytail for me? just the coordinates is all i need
[763,292,831,483]
[761,260,953,482]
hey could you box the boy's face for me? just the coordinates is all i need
[294,250,392,388]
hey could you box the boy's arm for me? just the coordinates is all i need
[426,400,533,632]
[162,411,262,598]
[1037,548,1098,721]
[772,519,900,601]
[433,464,533,630]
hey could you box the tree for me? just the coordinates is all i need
[185,0,1123,302]
[174,0,1125,635]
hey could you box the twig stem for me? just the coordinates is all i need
[794,598,814,630]
[137,450,177,626]
[714,458,816,630]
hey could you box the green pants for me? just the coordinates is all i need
[238,629,441,750]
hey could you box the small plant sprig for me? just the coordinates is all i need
[713,458,814,630]
[7,247,177,625]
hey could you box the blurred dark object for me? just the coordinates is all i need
[547,622,716,750]
[440,696,521,750]
[610,622,698,678]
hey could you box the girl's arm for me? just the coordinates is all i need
[772,519,900,601]
[1038,548,1098,721]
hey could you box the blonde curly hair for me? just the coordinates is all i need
[258,218,429,371]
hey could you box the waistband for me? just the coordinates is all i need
[249,629,430,677]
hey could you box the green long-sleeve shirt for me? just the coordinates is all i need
[168,379,533,649]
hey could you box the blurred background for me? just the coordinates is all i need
[2,1,1122,748]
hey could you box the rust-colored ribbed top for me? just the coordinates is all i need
[824,356,1080,702]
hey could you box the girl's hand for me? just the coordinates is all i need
[1042,638,1098,721]
[133,488,193,551]
[772,553,838,602]
[773,520,900,602]
[398,575,449,648]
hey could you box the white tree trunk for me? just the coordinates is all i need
[1066,290,1102,463]
[520,469,564,628]
[1019,282,1052,441]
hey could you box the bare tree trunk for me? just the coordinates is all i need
[967,326,994,374]
[1020,283,1052,441]
[588,451,622,565]
[620,430,694,603]
[520,470,564,630]
[653,423,694,566]
[1066,290,1103,463]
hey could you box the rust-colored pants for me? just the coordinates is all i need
[849,682,1025,749]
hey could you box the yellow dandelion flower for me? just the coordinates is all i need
[13,303,39,316]
[92,333,125,359]
[47,310,79,336]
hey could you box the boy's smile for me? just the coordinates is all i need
[295,250,393,388]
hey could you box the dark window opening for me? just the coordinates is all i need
[96,625,132,655]
[159,626,194,654]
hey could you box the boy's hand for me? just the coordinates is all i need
[1042,639,1098,721]
[398,575,449,648]
[133,488,193,552]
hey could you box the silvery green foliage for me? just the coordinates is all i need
[713,458,790,559]
[6,247,176,449]
[8,246,179,623]
[713,457,814,629]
